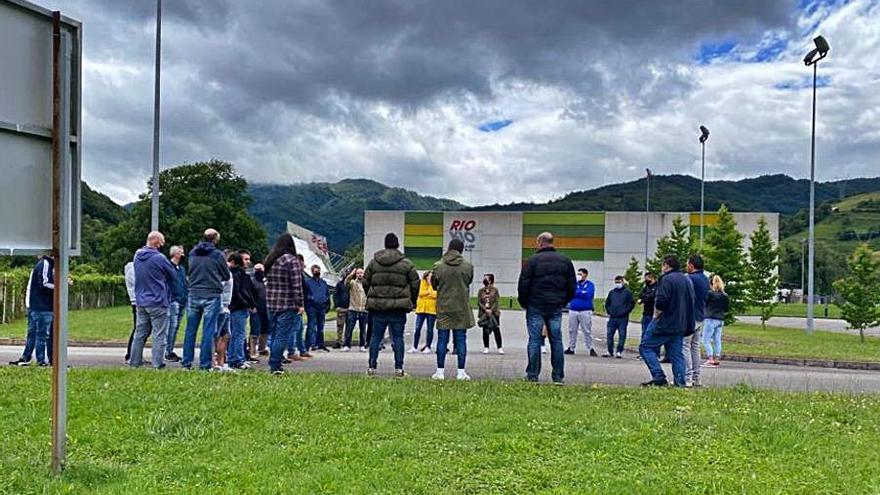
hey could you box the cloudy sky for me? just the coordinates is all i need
[46,0,880,206]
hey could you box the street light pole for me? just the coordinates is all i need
[800,238,806,302]
[698,126,710,252]
[803,35,829,335]
[644,168,651,265]
[150,0,162,231]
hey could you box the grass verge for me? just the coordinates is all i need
[1,369,878,494]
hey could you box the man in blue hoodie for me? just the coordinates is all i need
[181,228,231,370]
[305,264,331,352]
[129,231,177,368]
[165,245,188,362]
[9,256,55,367]
[565,268,597,356]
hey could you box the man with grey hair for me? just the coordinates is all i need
[165,245,187,362]
[517,232,576,384]
[182,228,231,370]
[130,231,177,368]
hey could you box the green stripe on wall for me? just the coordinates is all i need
[404,235,444,248]
[405,212,443,224]
[521,248,604,261]
[409,257,439,270]
[522,212,605,225]
[521,224,606,237]
[404,247,443,259]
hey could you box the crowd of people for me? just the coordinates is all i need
[8,227,730,388]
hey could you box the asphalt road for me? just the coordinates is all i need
[3,310,878,393]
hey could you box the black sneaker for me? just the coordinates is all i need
[319,347,331,353]
[563,348,574,355]
[641,380,668,387]
[165,353,181,362]
[589,349,598,357]
[246,357,260,364]
[9,358,30,367]
[37,362,50,367]
[271,369,285,376]
[281,358,292,364]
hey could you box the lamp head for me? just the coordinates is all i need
[804,36,829,66]
[699,125,710,143]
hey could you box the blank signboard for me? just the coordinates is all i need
[0,0,81,255]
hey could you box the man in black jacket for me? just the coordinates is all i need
[603,275,635,358]
[638,272,657,334]
[638,254,694,387]
[517,232,576,384]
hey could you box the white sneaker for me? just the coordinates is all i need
[482,348,490,354]
[541,346,548,354]
[456,370,471,381]
[498,348,505,355]
[431,369,445,380]
[359,346,367,352]
[220,364,234,373]
[421,347,432,354]
[407,347,418,354]
[615,352,623,359]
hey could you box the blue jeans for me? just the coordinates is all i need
[345,310,368,348]
[436,329,467,369]
[702,318,724,357]
[638,319,686,386]
[269,310,299,372]
[166,301,184,356]
[22,309,53,364]
[306,303,327,349]
[525,308,564,383]
[414,313,436,349]
[606,317,628,354]
[368,311,406,370]
[284,312,306,354]
[640,315,653,336]
[227,310,250,366]
[182,296,221,370]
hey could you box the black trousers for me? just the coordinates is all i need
[482,326,502,348]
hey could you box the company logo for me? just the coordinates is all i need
[449,219,477,251]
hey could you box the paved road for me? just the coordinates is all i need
[4,311,878,394]
[736,315,880,336]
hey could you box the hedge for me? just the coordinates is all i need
[0,269,126,324]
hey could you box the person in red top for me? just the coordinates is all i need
[263,233,304,375]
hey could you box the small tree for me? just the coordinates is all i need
[746,217,779,329]
[704,205,746,323]
[624,257,643,298]
[833,244,880,343]
[647,215,694,276]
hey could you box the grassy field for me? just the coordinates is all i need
[0,306,339,344]
[1,369,878,494]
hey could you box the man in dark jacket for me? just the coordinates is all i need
[165,245,187,362]
[685,255,710,387]
[431,239,475,381]
[638,272,657,334]
[603,275,635,358]
[227,252,257,369]
[364,233,420,377]
[9,256,56,367]
[249,262,270,357]
[130,231,177,368]
[333,271,351,349]
[517,232,576,384]
[638,254,694,387]
[304,265,331,352]
[181,228,231,370]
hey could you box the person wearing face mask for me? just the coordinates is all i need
[638,272,658,334]
[478,273,503,354]
[603,275,635,359]
[565,268,596,356]
[304,264,331,353]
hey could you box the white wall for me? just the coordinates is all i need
[362,211,405,268]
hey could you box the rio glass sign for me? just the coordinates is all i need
[449,219,477,251]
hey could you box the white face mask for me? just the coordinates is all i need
[614,283,623,289]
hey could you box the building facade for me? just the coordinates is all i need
[364,210,779,297]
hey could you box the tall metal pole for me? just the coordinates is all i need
[806,61,818,334]
[644,170,650,264]
[700,140,706,251]
[150,0,162,231]
[800,239,806,301]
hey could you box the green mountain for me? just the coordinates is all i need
[248,179,464,252]
[472,174,880,215]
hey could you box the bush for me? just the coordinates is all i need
[0,269,126,324]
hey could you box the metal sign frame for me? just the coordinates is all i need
[0,0,81,256]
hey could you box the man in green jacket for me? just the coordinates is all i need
[431,239,475,381]
[364,233,420,377]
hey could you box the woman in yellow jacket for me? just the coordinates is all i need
[410,271,437,353]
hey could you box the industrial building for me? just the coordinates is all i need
[363,210,779,297]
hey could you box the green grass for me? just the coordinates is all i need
[1,369,878,494]
[720,323,880,363]
[0,306,339,344]
[743,303,842,319]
